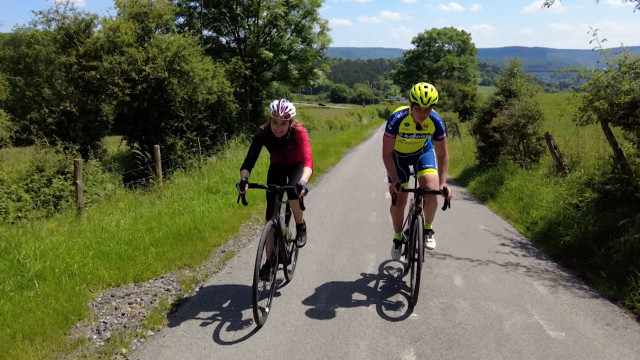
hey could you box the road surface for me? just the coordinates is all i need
[131,124,640,360]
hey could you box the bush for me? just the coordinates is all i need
[471,59,545,167]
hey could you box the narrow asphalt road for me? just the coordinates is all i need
[131,124,640,360]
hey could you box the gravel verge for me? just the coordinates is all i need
[63,221,262,359]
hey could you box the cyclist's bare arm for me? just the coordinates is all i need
[434,140,452,199]
[382,135,400,191]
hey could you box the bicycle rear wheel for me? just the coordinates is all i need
[283,205,299,282]
[408,214,424,308]
[252,222,279,327]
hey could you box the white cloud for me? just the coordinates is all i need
[523,0,565,14]
[469,24,494,34]
[604,0,635,8]
[358,11,407,24]
[470,4,483,12]
[548,23,574,31]
[51,0,85,6]
[439,2,464,12]
[389,26,416,47]
[330,18,354,26]
[518,28,536,38]
[593,20,640,46]
[403,0,418,3]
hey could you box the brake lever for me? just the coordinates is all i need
[237,193,248,206]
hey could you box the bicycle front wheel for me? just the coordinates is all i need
[252,221,279,327]
[408,214,424,309]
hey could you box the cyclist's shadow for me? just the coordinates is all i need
[302,260,413,322]
[166,283,262,345]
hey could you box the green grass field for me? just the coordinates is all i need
[0,105,385,360]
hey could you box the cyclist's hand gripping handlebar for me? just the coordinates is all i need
[392,185,452,211]
[236,183,306,211]
[441,186,451,211]
[391,182,402,206]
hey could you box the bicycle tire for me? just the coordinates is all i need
[252,221,279,327]
[283,205,299,282]
[408,214,424,308]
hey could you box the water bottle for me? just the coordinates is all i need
[279,214,286,236]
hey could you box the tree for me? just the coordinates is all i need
[0,5,110,157]
[95,0,237,175]
[175,0,330,128]
[543,0,640,12]
[0,72,12,148]
[350,83,375,105]
[573,48,640,176]
[329,84,350,104]
[471,59,545,167]
[391,27,479,116]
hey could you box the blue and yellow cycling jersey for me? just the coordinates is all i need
[384,106,447,155]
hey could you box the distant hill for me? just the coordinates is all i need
[326,47,405,60]
[326,46,640,70]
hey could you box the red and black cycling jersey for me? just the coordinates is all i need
[240,122,314,174]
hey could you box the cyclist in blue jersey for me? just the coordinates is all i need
[382,82,453,260]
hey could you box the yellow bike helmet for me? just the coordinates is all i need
[409,82,439,107]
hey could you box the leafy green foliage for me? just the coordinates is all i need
[96,0,237,176]
[471,59,545,167]
[175,0,330,128]
[324,57,401,88]
[0,73,12,148]
[329,84,351,103]
[392,27,480,116]
[0,6,111,158]
[575,50,640,152]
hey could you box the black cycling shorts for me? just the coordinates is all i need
[265,162,303,220]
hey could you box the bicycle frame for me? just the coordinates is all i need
[238,183,305,266]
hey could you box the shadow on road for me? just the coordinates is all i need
[166,283,260,345]
[302,260,415,322]
[164,269,298,345]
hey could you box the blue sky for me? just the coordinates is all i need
[1,0,638,49]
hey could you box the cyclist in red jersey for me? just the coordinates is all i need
[237,99,313,248]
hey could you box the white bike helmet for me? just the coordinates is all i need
[268,99,296,119]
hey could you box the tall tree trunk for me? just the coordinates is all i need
[600,119,632,176]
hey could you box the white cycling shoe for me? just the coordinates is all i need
[425,229,436,250]
[390,239,403,260]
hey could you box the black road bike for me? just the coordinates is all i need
[392,174,450,309]
[238,183,304,327]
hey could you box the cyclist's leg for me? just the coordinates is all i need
[416,149,439,226]
[265,164,288,256]
[388,153,412,234]
[283,162,308,247]
[284,162,304,225]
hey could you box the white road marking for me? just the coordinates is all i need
[401,347,417,360]
[533,281,550,295]
[527,304,566,339]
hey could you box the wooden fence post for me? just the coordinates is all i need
[74,159,84,214]
[544,131,566,174]
[154,145,162,187]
